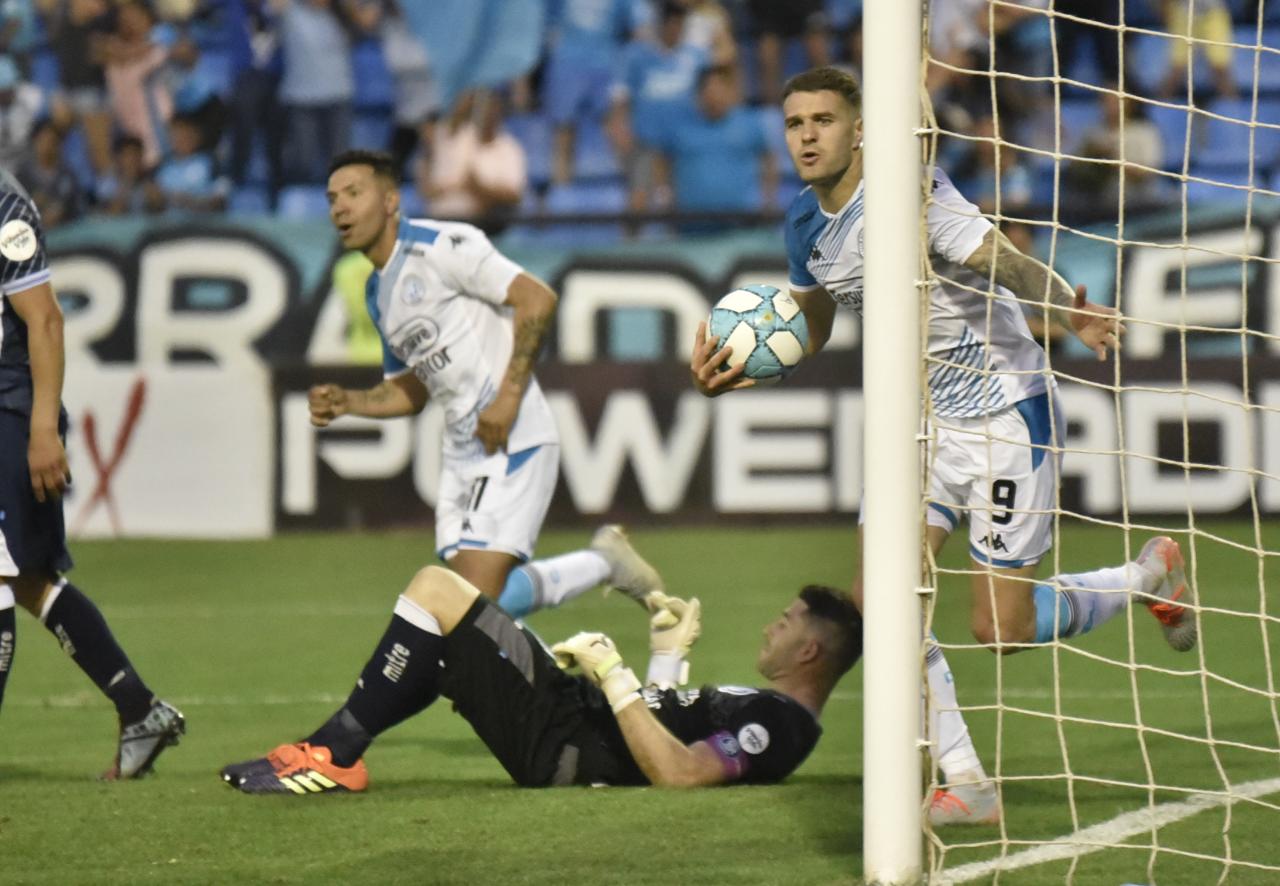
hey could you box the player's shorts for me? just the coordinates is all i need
[925,391,1062,569]
[747,0,827,38]
[435,443,558,563]
[440,595,635,787]
[0,408,73,578]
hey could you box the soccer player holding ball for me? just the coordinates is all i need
[0,168,184,778]
[689,67,1197,825]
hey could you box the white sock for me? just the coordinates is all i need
[1037,564,1143,641]
[525,550,612,609]
[925,643,986,784]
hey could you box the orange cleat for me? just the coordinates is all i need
[1135,536,1198,652]
[220,742,368,795]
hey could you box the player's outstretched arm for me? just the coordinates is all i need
[553,631,728,787]
[962,227,1123,360]
[478,272,556,453]
[308,373,428,426]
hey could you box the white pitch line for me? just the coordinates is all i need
[934,777,1280,884]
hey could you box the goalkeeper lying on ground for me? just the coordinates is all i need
[221,527,862,792]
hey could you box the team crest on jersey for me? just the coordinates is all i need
[0,219,36,261]
[401,275,427,305]
[737,723,770,754]
[714,732,742,758]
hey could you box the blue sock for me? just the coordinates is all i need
[1033,583,1075,643]
[497,567,538,618]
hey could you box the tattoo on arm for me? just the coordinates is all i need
[965,228,1076,329]
[503,309,551,396]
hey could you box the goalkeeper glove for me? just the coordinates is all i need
[645,592,701,689]
[551,631,643,713]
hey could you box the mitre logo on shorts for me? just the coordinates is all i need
[0,219,36,262]
[737,723,770,755]
[391,317,441,364]
[401,274,427,305]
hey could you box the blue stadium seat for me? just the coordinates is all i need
[351,39,394,111]
[398,184,425,217]
[572,119,621,181]
[1055,97,1105,153]
[228,185,271,215]
[277,185,331,219]
[1127,32,1219,98]
[1146,102,1196,170]
[527,179,628,247]
[506,113,553,188]
[351,110,392,150]
[1232,27,1280,95]
[1201,96,1280,168]
[1183,164,1256,205]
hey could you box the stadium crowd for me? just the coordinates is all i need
[5,0,1279,233]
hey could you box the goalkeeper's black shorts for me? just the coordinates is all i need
[440,596,639,787]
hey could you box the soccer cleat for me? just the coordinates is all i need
[1135,536,1198,652]
[591,524,665,607]
[220,742,368,795]
[928,780,1001,826]
[104,698,185,780]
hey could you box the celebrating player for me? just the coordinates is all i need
[689,67,1197,824]
[0,167,184,778]
[314,150,660,615]
[221,549,860,793]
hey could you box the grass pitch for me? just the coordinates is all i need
[3,522,1278,884]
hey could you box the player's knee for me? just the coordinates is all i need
[404,565,480,611]
[9,575,53,616]
[970,614,1034,654]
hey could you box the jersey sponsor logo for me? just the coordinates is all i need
[402,275,427,305]
[737,723,770,755]
[0,218,36,261]
[391,317,442,364]
[831,287,863,311]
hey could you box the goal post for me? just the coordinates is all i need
[861,0,926,883]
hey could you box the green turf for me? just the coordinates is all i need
[3,522,1278,884]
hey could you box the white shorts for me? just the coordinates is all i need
[925,391,1062,569]
[435,443,559,563]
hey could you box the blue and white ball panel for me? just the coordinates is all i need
[435,443,560,563]
[708,285,809,380]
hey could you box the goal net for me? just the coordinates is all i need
[916,2,1280,883]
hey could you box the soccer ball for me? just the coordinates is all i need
[707,284,809,381]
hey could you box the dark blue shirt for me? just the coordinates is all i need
[0,167,52,415]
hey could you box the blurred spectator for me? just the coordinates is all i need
[164,35,227,152]
[380,0,439,178]
[18,119,86,227]
[102,0,172,168]
[826,0,863,69]
[609,1,707,211]
[0,0,41,64]
[959,115,1035,262]
[95,133,164,215]
[543,0,650,185]
[746,0,830,105]
[678,0,735,67]
[0,54,45,172]
[1067,88,1165,211]
[41,0,114,175]
[416,90,526,233]
[1156,0,1236,101]
[652,65,775,218]
[278,0,353,183]
[154,111,229,212]
[331,249,382,364]
[1052,0,1122,91]
[227,0,284,201]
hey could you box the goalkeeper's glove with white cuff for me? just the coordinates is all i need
[645,592,701,690]
[551,631,643,713]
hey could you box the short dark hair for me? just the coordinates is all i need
[328,149,398,184]
[782,66,862,114]
[799,584,863,677]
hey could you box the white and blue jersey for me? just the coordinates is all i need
[0,168,53,416]
[785,167,1048,419]
[366,217,559,460]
